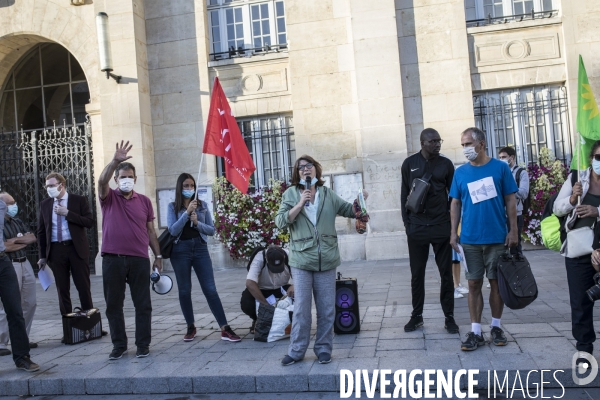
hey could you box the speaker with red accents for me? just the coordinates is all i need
[334,277,360,334]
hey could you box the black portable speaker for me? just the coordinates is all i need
[334,277,360,334]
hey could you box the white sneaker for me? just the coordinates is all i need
[457,284,469,294]
[454,289,464,299]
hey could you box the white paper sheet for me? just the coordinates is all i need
[457,244,469,273]
[266,294,277,306]
[38,266,55,291]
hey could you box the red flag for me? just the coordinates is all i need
[203,77,256,193]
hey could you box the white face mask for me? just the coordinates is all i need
[463,146,478,161]
[500,158,509,164]
[118,178,135,193]
[47,185,62,198]
[593,159,600,175]
[299,177,318,187]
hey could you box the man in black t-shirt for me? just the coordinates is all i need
[400,128,457,334]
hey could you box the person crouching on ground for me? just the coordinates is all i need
[275,155,368,366]
[240,245,293,333]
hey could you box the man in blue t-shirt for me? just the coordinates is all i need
[449,127,518,352]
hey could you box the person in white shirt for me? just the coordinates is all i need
[240,246,293,333]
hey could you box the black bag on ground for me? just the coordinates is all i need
[496,252,538,310]
[158,229,176,259]
[62,308,103,345]
[253,303,275,342]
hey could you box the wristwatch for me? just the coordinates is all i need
[156,255,163,259]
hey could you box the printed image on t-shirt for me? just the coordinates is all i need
[467,176,497,204]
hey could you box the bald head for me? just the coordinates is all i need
[0,192,14,205]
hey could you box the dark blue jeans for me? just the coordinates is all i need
[0,254,30,362]
[170,237,227,327]
[565,255,597,354]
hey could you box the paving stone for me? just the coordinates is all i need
[132,362,184,394]
[85,363,148,394]
[193,361,264,393]
[256,359,313,392]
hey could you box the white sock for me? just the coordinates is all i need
[472,323,481,335]
[491,318,501,328]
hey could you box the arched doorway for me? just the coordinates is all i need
[0,42,98,272]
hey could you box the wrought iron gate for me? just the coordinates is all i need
[0,118,98,273]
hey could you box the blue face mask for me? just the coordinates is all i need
[7,204,18,218]
[182,190,195,199]
[593,159,600,175]
[299,177,318,187]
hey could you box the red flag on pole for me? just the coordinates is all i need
[203,77,256,193]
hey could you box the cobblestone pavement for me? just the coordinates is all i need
[0,249,598,396]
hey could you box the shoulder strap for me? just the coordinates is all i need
[571,171,578,187]
[515,167,524,187]
[261,249,267,271]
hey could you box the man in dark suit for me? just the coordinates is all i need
[37,172,95,317]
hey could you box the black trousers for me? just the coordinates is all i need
[49,242,93,315]
[240,285,291,321]
[406,222,454,318]
[565,255,597,354]
[0,254,30,362]
[102,254,152,350]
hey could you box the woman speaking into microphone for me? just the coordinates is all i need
[275,155,368,366]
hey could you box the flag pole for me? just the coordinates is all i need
[197,152,205,186]
[578,132,582,205]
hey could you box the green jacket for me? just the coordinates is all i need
[275,185,355,272]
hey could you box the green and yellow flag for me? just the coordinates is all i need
[571,55,600,170]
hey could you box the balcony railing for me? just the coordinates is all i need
[466,9,558,28]
[210,43,288,62]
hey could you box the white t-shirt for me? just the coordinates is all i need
[246,249,292,290]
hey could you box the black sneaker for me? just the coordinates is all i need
[490,326,507,346]
[461,332,485,351]
[318,353,332,364]
[109,347,126,360]
[404,315,424,332]
[444,317,459,334]
[15,356,40,372]
[0,348,11,356]
[29,342,38,349]
[281,355,296,366]
[136,347,149,358]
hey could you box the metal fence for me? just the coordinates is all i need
[0,119,98,273]
[473,86,572,166]
[218,115,295,189]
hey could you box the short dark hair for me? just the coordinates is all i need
[499,146,516,158]
[420,128,439,141]
[114,162,136,177]
[291,155,325,187]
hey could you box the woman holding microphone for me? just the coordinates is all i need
[167,173,240,343]
[275,155,368,366]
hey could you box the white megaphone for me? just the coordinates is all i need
[150,268,173,295]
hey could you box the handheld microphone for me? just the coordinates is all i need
[305,179,311,207]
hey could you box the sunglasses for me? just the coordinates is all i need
[595,155,600,162]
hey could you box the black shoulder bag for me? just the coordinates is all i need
[406,158,436,214]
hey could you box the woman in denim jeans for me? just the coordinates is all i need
[167,173,240,342]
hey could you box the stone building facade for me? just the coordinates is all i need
[0,0,598,270]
